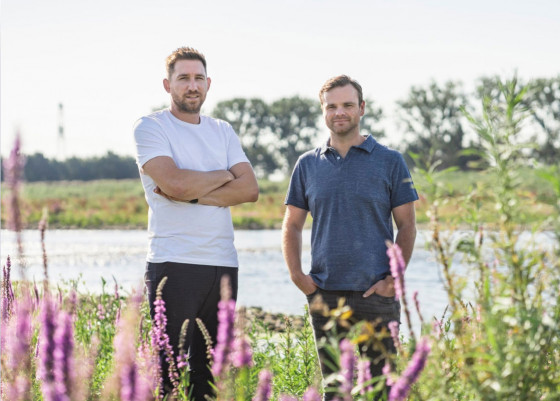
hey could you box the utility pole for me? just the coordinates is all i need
[57,102,66,160]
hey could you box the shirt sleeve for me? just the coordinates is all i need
[390,153,419,208]
[225,123,250,169]
[133,117,173,168]
[284,156,309,211]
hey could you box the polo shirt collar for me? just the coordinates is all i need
[320,134,377,155]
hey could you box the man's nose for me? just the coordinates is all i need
[187,79,198,90]
[334,107,345,116]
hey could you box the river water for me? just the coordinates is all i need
[1,229,453,323]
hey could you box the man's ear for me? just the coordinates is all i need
[163,78,170,93]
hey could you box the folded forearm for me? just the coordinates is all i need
[157,169,234,201]
[198,174,259,206]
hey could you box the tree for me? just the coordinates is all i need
[269,96,321,175]
[212,98,279,178]
[360,98,385,139]
[23,153,64,181]
[525,76,560,164]
[396,80,474,170]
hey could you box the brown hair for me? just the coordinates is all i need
[166,47,207,78]
[319,75,363,105]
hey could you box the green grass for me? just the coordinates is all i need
[1,168,557,230]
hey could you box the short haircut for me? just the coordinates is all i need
[166,47,207,78]
[319,75,363,105]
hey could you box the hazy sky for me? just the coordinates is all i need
[2,0,559,158]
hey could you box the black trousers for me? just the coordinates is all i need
[145,262,238,401]
[307,288,400,400]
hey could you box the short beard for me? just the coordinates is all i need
[172,93,204,114]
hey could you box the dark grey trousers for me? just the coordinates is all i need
[307,288,401,400]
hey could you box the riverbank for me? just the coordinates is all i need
[238,306,307,333]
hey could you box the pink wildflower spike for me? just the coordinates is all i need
[2,256,15,321]
[211,298,236,377]
[53,310,75,399]
[386,241,405,300]
[338,339,355,400]
[232,332,253,368]
[114,298,153,401]
[38,295,58,401]
[383,363,395,387]
[357,359,373,395]
[388,321,401,351]
[253,369,273,401]
[5,295,33,400]
[211,275,236,377]
[303,387,322,401]
[3,134,25,232]
[412,291,424,324]
[388,337,431,401]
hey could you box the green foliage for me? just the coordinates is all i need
[417,75,560,400]
[213,98,280,178]
[213,96,322,177]
[397,80,477,170]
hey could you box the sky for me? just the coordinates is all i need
[2,0,559,159]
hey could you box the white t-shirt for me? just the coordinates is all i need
[133,109,250,267]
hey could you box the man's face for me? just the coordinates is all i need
[321,85,365,137]
[164,59,211,114]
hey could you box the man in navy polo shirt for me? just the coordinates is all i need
[282,75,418,399]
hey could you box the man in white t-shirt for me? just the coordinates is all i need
[133,47,258,400]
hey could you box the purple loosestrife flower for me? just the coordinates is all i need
[39,210,49,286]
[386,242,405,300]
[252,369,273,401]
[5,296,33,401]
[3,134,25,231]
[150,278,180,393]
[231,331,253,368]
[211,276,237,378]
[97,303,105,320]
[4,135,26,277]
[383,363,395,387]
[303,387,322,401]
[412,291,424,324]
[176,353,189,370]
[114,306,153,401]
[54,310,75,400]
[357,359,373,395]
[211,298,236,376]
[338,339,355,399]
[2,256,15,322]
[388,321,401,351]
[38,296,58,401]
[388,337,431,401]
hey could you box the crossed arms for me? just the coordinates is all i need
[141,156,259,207]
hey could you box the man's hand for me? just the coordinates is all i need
[363,275,395,298]
[153,186,189,202]
[290,271,318,296]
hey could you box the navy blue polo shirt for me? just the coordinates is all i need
[285,135,418,291]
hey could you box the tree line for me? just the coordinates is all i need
[2,74,558,182]
[0,152,139,182]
